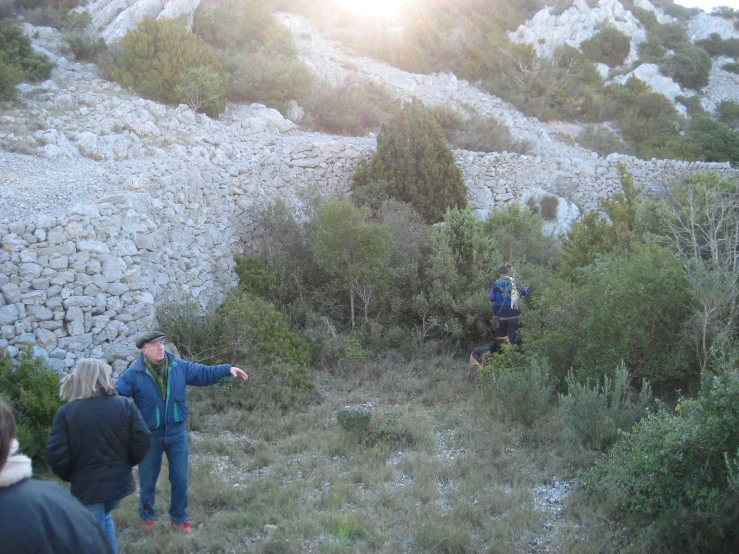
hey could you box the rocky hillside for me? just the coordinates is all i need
[1,1,738,369]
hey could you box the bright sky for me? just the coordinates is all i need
[674,0,739,9]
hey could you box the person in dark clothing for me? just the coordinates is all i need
[47,358,151,554]
[116,330,249,534]
[0,398,114,554]
[489,264,529,345]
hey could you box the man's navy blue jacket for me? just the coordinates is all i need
[115,352,231,436]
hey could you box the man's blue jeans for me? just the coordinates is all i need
[86,498,122,554]
[137,429,189,524]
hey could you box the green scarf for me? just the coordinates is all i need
[144,355,169,400]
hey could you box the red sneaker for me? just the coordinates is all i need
[143,518,157,530]
[175,521,192,535]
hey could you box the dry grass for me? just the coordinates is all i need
[112,355,612,553]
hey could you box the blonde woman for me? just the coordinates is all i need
[47,359,150,554]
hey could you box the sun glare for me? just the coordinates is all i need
[335,0,406,17]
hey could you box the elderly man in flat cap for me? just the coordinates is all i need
[115,331,248,535]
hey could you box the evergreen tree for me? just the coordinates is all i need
[356,98,467,223]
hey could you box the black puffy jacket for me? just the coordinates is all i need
[46,394,150,504]
[0,478,113,554]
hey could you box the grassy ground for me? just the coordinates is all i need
[113,354,617,553]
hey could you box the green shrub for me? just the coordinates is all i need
[301,77,398,135]
[0,19,55,82]
[355,98,467,223]
[426,103,465,134]
[0,0,13,20]
[337,406,372,434]
[685,115,739,164]
[539,195,559,221]
[411,207,500,344]
[63,31,107,62]
[723,61,739,74]
[483,351,555,428]
[175,65,228,118]
[660,44,712,90]
[717,100,739,129]
[559,363,652,451]
[555,242,695,385]
[337,406,419,448]
[651,21,688,50]
[576,124,633,157]
[107,16,222,105]
[583,370,739,552]
[580,26,631,67]
[711,6,736,19]
[0,350,61,470]
[486,202,555,267]
[156,299,225,365]
[696,33,739,60]
[448,114,532,154]
[219,292,311,369]
[226,51,313,114]
[193,0,274,52]
[0,57,21,100]
[234,254,278,299]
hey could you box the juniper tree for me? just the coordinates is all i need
[355,98,467,224]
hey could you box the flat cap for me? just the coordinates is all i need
[136,331,166,349]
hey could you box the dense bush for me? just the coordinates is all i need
[0,57,21,100]
[226,51,313,114]
[20,6,90,31]
[717,100,739,129]
[559,363,652,451]
[309,199,392,328]
[301,77,398,135]
[580,26,631,67]
[583,369,739,552]
[219,292,311,369]
[175,65,228,118]
[157,294,314,406]
[106,16,223,107]
[659,44,712,90]
[542,242,696,385]
[696,33,739,58]
[193,0,276,53]
[411,208,501,344]
[724,61,739,74]
[354,98,467,223]
[156,299,226,365]
[486,203,555,267]
[0,350,61,470]
[482,350,555,428]
[0,19,55,83]
[447,114,532,154]
[576,124,633,157]
[685,115,739,165]
[337,406,419,447]
[63,31,107,62]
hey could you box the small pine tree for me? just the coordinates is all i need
[356,98,467,223]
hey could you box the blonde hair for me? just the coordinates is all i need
[60,358,116,402]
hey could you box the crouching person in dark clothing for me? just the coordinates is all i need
[47,358,151,554]
[116,330,249,534]
[0,398,114,554]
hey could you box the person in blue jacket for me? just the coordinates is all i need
[115,330,248,534]
[489,264,529,345]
